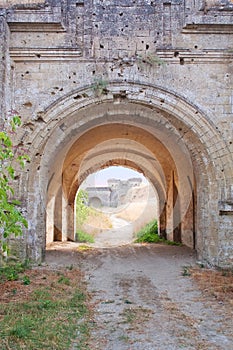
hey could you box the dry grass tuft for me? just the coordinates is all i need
[190,267,233,304]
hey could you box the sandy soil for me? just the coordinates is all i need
[46,244,233,350]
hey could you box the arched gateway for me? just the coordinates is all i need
[1,0,232,267]
[14,82,231,267]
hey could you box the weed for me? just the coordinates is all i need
[134,219,159,243]
[76,230,95,243]
[120,306,153,327]
[137,52,165,68]
[0,269,91,350]
[58,274,70,285]
[119,334,130,342]
[22,275,30,285]
[182,266,191,277]
[0,261,29,282]
[77,245,93,251]
[92,78,108,96]
[9,321,31,339]
[135,219,182,246]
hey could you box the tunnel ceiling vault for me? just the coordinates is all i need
[25,82,230,212]
[67,149,167,205]
[62,124,177,203]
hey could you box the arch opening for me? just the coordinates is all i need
[45,119,195,251]
[74,166,159,248]
[22,82,230,265]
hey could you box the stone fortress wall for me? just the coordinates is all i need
[85,177,142,208]
[0,0,232,266]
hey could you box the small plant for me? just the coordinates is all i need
[135,219,159,243]
[92,78,108,97]
[9,322,31,339]
[58,274,70,285]
[22,275,31,285]
[0,261,28,282]
[77,245,93,251]
[76,230,94,243]
[135,219,182,246]
[182,266,191,277]
[137,52,165,68]
[118,334,130,343]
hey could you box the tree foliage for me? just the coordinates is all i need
[76,189,89,228]
[0,115,29,254]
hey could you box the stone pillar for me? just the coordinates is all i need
[54,188,68,242]
[0,12,8,118]
[46,196,55,244]
[67,202,75,241]
[166,174,174,241]
[159,202,167,239]
[173,178,181,243]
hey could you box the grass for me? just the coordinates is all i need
[120,306,153,326]
[135,219,182,246]
[76,230,95,243]
[0,261,30,282]
[190,266,233,304]
[134,219,159,243]
[0,266,92,350]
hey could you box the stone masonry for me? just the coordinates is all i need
[86,177,142,207]
[0,0,232,266]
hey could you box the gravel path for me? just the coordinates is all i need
[46,244,233,350]
[93,215,134,247]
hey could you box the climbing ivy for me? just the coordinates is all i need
[0,115,29,255]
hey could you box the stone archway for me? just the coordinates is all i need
[20,82,232,266]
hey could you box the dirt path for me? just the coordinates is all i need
[93,215,134,247]
[46,244,233,350]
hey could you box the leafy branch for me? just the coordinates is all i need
[0,115,29,256]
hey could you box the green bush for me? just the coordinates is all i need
[135,219,182,246]
[0,261,29,282]
[135,219,160,243]
[76,230,94,243]
[0,115,29,255]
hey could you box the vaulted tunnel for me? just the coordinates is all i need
[23,83,227,264]
[45,110,195,250]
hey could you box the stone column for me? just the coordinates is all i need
[46,196,55,244]
[0,12,8,119]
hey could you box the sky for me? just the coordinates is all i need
[81,166,148,188]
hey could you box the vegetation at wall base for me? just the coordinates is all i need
[135,219,181,246]
[0,260,30,282]
[135,219,159,243]
[0,267,92,350]
[76,230,95,243]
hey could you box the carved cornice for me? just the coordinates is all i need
[9,48,232,63]
[156,49,233,64]
[10,47,82,61]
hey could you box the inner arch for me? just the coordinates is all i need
[23,82,227,264]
